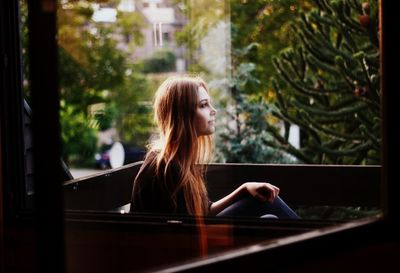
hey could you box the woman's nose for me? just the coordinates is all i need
[211,106,217,116]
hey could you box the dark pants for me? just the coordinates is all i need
[216,196,300,219]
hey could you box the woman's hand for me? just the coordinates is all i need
[243,182,280,203]
[210,182,280,215]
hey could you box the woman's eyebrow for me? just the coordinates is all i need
[199,99,209,103]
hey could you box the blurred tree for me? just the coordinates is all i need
[173,0,225,72]
[269,0,380,164]
[94,102,118,131]
[116,8,146,49]
[58,3,127,113]
[112,70,154,148]
[19,0,31,101]
[215,50,296,164]
[56,1,147,165]
[230,0,312,95]
[142,50,176,73]
[60,102,98,166]
[217,1,309,162]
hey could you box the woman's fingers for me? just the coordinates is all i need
[254,192,268,202]
[246,182,280,202]
[263,183,279,202]
[272,185,280,200]
[253,183,279,203]
[267,187,276,202]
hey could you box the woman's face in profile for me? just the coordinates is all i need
[194,86,217,136]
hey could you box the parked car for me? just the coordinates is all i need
[95,142,146,169]
[94,144,112,169]
[123,146,146,164]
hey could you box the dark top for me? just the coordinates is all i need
[130,151,189,215]
[130,151,212,215]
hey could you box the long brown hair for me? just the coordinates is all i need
[150,75,214,215]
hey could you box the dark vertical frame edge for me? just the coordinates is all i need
[27,0,65,272]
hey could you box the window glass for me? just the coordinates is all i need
[19,0,381,221]
[53,0,381,176]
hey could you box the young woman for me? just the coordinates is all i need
[130,75,299,219]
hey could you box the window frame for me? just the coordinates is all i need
[1,0,398,272]
[0,0,27,223]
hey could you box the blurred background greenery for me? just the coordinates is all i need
[20,0,380,168]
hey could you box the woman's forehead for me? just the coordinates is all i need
[197,87,210,101]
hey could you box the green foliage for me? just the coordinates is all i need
[19,0,31,101]
[112,71,154,147]
[57,17,126,164]
[214,57,297,164]
[270,0,380,164]
[59,27,126,111]
[141,50,176,73]
[55,1,149,165]
[94,103,118,131]
[60,103,98,167]
[230,0,312,95]
[218,2,302,163]
[215,98,297,163]
[116,10,146,48]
